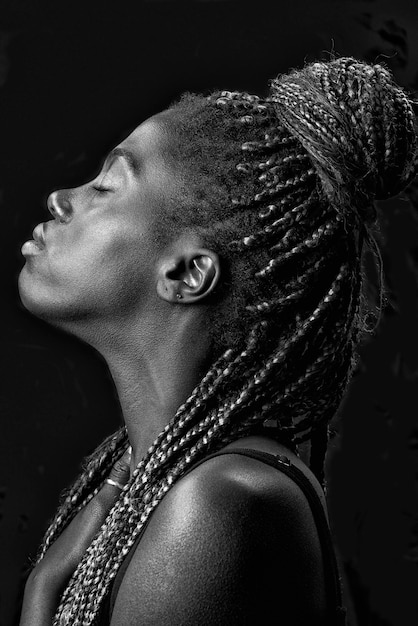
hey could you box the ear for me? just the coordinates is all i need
[156,248,221,304]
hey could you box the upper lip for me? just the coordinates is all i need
[32,222,46,247]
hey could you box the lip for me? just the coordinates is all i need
[21,222,47,256]
[32,223,46,247]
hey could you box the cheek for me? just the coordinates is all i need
[19,219,156,318]
[64,223,153,302]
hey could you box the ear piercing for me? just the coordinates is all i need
[176,293,183,300]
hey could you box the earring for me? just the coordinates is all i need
[176,293,182,300]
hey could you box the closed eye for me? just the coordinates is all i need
[92,185,112,193]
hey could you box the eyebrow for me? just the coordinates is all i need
[103,147,140,176]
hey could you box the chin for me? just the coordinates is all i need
[18,268,66,324]
[18,268,45,315]
[18,282,56,325]
[18,268,98,339]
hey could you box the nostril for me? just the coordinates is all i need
[47,190,73,223]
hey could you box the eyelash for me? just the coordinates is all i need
[92,185,111,194]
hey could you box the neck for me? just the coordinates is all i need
[92,308,213,467]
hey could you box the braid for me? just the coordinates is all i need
[37,426,128,560]
[269,57,417,226]
[38,58,416,624]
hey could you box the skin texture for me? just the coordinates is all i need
[19,112,329,625]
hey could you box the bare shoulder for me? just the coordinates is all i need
[110,446,329,625]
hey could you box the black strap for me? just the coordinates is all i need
[108,447,347,624]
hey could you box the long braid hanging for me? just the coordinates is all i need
[37,426,129,560]
[36,58,416,625]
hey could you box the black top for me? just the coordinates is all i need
[98,448,346,625]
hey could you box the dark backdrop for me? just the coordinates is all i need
[1,1,418,625]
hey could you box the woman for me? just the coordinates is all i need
[18,57,417,625]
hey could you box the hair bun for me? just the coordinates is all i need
[268,57,417,227]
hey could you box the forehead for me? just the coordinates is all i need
[118,112,173,162]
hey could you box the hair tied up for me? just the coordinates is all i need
[268,57,418,229]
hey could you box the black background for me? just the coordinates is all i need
[1,1,418,625]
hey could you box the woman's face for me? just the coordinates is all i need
[19,113,182,327]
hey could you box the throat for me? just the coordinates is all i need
[105,347,214,467]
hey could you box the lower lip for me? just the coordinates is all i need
[21,240,45,256]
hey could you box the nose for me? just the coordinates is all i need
[47,189,73,223]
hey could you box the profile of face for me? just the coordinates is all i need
[19,112,218,337]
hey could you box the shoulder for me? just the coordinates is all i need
[167,451,322,539]
[111,451,328,625]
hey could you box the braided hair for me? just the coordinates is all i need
[36,57,417,625]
